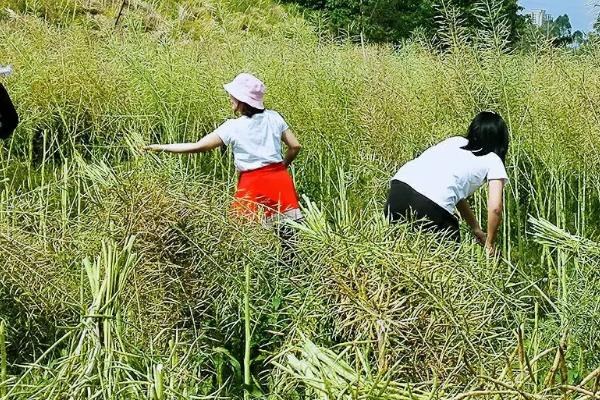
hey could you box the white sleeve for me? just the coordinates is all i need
[272,111,289,133]
[487,156,509,182]
[447,136,468,146]
[213,120,235,145]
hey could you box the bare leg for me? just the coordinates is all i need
[276,220,302,268]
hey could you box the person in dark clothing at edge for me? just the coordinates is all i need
[0,65,19,140]
[385,111,510,255]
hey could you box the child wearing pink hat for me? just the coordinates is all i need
[145,73,303,249]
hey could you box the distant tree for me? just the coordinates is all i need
[552,14,572,38]
[572,30,584,42]
[281,0,526,45]
[572,30,585,47]
[450,0,527,44]
[536,14,573,46]
[285,0,437,43]
[588,9,600,42]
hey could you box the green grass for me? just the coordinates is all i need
[0,0,600,398]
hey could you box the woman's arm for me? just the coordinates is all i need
[456,199,486,245]
[486,179,505,253]
[145,132,224,154]
[282,129,302,166]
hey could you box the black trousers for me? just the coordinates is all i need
[385,180,460,242]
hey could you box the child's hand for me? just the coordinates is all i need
[143,144,162,152]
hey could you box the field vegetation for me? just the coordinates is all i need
[0,0,599,398]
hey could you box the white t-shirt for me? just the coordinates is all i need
[214,110,289,171]
[392,136,508,214]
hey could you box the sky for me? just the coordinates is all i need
[519,0,599,32]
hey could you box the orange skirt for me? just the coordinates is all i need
[233,163,301,219]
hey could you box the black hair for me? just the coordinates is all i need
[237,101,265,118]
[461,111,510,162]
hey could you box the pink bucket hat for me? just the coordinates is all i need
[223,73,266,110]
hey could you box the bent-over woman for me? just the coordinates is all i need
[385,111,509,253]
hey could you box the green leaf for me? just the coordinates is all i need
[213,347,242,382]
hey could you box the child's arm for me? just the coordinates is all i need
[282,129,302,166]
[144,132,224,154]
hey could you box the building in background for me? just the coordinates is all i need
[527,9,552,27]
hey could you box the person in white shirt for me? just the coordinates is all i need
[145,73,303,263]
[385,111,510,254]
[0,65,19,140]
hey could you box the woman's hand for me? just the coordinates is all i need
[457,199,486,245]
[473,228,487,246]
[484,241,497,257]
